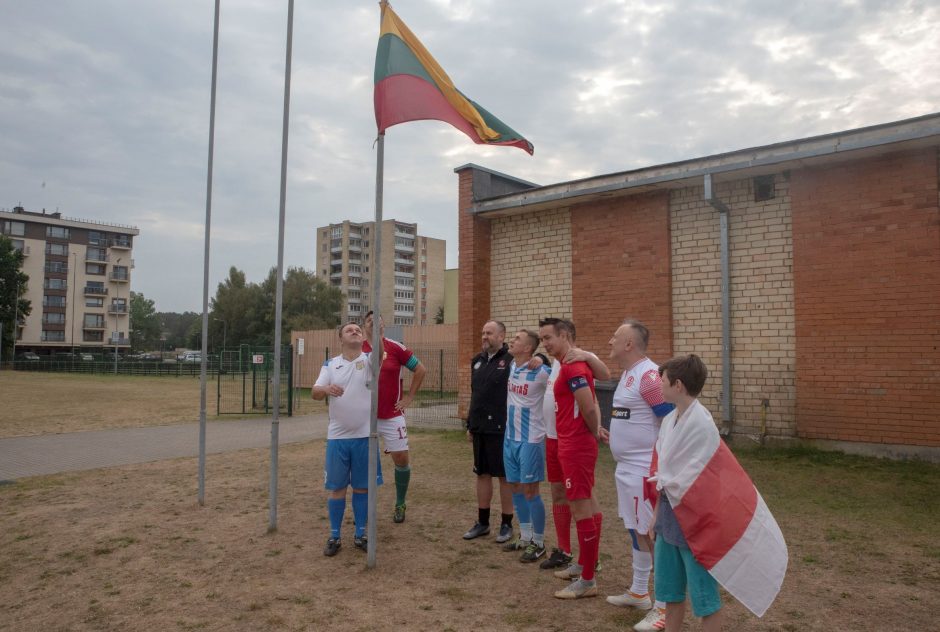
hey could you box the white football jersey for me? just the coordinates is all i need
[315,352,372,439]
[506,361,551,444]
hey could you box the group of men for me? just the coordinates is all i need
[311,314,726,631]
[463,317,675,632]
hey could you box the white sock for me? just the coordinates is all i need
[630,548,653,595]
[654,600,666,610]
[520,522,533,542]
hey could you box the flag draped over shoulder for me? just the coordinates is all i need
[373,3,534,154]
[653,400,788,618]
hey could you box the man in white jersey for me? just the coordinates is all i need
[312,322,382,557]
[501,329,552,562]
[539,331,612,571]
[599,319,674,632]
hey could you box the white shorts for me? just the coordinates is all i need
[615,467,653,534]
[378,415,409,453]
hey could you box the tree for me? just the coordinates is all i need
[157,311,200,350]
[258,266,342,346]
[434,305,445,324]
[209,266,267,349]
[129,291,161,351]
[0,236,31,361]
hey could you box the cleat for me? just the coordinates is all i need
[554,562,583,580]
[393,504,406,524]
[554,578,597,599]
[540,548,573,570]
[606,592,652,610]
[502,537,527,552]
[462,522,490,540]
[323,537,341,557]
[520,542,546,563]
[495,524,513,543]
[634,607,666,631]
[353,535,367,551]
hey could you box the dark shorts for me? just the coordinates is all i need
[472,432,506,477]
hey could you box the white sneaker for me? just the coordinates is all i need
[553,578,598,599]
[634,606,666,631]
[606,592,652,609]
[553,562,582,580]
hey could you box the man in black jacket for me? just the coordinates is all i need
[463,320,516,542]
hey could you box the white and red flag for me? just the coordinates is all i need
[652,400,788,617]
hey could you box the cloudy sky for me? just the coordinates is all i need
[3,0,938,312]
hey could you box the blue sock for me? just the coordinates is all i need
[327,497,345,539]
[512,492,530,525]
[352,492,368,537]
[529,494,546,544]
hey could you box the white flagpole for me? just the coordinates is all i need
[367,131,385,569]
[198,0,221,507]
[269,0,295,533]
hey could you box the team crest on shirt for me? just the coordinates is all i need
[625,375,635,388]
[498,359,506,368]
[355,360,365,370]
[474,361,482,370]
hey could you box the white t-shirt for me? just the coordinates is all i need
[543,360,562,439]
[506,360,551,444]
[609,357,674,476]
[315,351,372,439]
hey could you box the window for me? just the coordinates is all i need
[88,231,108,246]
[45,261,69,274]
[395,276,414,287]
[348,304,361,313]
[84,314,106,328]
[86,263,106,275]
[46,243,68,256]
[394,303,414,313]
[348,277,361,286]
[112,265,129,280]
[44,278,68,290]
[86,297,104,308]
[41,330,66,342]
[394,290,414,299]
[111,235,131,248]
[393,316,413,325]
[84,331,104,342]
[331,227,343,238]
[111,298,127,312]
[43,313,65,324]
[2,220,25,236]
[348,290,361,299]
[754,175,775,202]
[86,247,107,262]
[394,264,413,274]
[348,265,361,274]
[46,226,70,239]
[11,239,24,252]
[43,295,67,307]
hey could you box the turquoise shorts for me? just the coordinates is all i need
[654,538,722,617]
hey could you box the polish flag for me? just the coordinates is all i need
[653,400,788,617]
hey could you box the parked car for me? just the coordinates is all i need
[80,353,95,362]
[16,351,41,361]
[179,352,202,364]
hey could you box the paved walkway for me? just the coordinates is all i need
[0,413,330,481]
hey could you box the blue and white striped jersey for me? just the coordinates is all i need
[505,360,551,443]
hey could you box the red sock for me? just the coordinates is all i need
[553,504,572,554]
[576,518,599,581]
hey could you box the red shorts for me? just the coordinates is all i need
[546,438,564,483]
[558,439,598,501]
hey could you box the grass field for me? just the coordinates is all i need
[0,372,326,438]
[0,427,937,631]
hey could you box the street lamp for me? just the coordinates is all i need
[113,257,122,374]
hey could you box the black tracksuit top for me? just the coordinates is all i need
[467,344,511,434]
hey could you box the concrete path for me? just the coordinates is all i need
[0,413,330,481]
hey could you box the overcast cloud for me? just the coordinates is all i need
[2,0,938,312]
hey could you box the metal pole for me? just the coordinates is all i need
[703,174,733,432]
[113,259,121,375]
[198,0,221,507]
[269,0,295,533]
[12,280,19,362]
[367,132,385,568]
[71,252,77,352]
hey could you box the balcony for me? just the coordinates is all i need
[347,243,362,253]
[110,273,129,283]
[346,295,361,303]
[84,286,109,296]
[394,257,414,266]
[110,237,132,249]
[331,257,344,266]
[83,321,107,331]
[394,227,415,239]
[85,252,108,263]
[108,305,128,314]
[347,270,361,278]
[395,243,414,253]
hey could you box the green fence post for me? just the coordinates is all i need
[439,348,444,399]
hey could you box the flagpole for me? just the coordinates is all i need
[269,0,295,533]
[198,0,221,508]
[367,132,384,569]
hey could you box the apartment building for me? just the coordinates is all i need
[315,219,445,326]
[1,206,139,354]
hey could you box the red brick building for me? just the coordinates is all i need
[456,113,940,460]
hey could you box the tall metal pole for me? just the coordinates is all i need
[113,258,121,375]
[367,133,385,569]
[269,0,295,533]
[198,0,222,507]
[12,280,19,361]
[70,251,77,352]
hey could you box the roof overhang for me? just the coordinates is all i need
[465,112,940,218]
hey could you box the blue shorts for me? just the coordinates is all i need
[654,538,722,617]
[503,438,545,484]
[324,438,383,491]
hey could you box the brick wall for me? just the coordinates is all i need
[570,193,673,370]
[790,148,940,446]
[490,208,573,334]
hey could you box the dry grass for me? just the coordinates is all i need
[0,372,325,438]
[0,430,938,631]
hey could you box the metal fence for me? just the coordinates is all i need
[216,347,292,416]
[11,358,217,377]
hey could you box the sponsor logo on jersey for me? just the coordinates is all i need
[611,407,631,420]
[509,382,529,395]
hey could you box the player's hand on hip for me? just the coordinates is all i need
[395,394,414,411]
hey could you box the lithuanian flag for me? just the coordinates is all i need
[373,3,534,155]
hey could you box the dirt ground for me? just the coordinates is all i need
[1,429,938,631]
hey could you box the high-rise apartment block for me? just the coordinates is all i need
[1,206,139,353]
[315,219,445,326]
